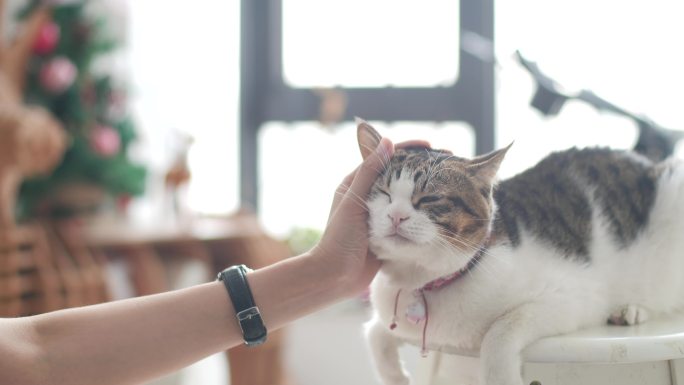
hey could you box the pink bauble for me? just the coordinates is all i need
[90,125,121,157]
[116,194,133,212]
[44,0,82,5]
[39,57,77,94]
[105,90,127,121]
[33,22,60,55]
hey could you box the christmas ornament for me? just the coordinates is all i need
[39,57,77,94]
[80,82,96,106]
[116,194,132,212]
[18,0,148,216]
[73,22,92,44]
[89,125,121,157]
[33,22,60,55]
[105,90,127,121]
[44,0,83,5]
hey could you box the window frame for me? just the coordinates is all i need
[240,0,495,209]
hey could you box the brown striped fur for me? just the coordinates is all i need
[360,118,681,385]
[493,147,661,259]
[357,119,509,252]
[357,119,661,261]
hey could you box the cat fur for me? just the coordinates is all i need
[359,119,684,385]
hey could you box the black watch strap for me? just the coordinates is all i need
[217,265,267,346]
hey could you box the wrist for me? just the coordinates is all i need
[300,248,351,297]
[245,250,352,332]
[304,246,372,299]
[217,265,268,346]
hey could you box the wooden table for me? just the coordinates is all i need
[85,213,291,385]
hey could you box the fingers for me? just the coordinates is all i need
[396,139,431,149]
[327,166,359,224]
[344,137,394,212]
[330,137,426,220]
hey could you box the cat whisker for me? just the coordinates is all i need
[435,231,505,278]
[436,230,491,253]
[433,166,460,176]
[344,187,375,211]
[433,156,460,177]
[359,142,392,172]
[424,149,441,191]
[334,189,369,213]
[430,236,500,278]
[430,235,461,256]
[442,235,500,262]
[432,235,468,257]
[431,237,461,261]
[432,153,461,170]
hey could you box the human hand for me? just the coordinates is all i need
[311,137,431,296]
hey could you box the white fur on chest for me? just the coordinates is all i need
[369,238,609,352]
[370,160,684,354]
[366,158,684,385]
[374,161,684,321]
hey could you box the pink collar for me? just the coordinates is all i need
[420,244,487,291]
[388,239,489,357]
[420,269,466,291]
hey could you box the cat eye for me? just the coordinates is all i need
[415,195,441,207]
[378,189,392,202]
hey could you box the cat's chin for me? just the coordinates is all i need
[370,236,427,262]
[384,233,415,246]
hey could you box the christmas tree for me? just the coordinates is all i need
[17,0,145,216]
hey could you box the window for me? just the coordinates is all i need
[282,0,460,88]
[259,121,473,235]
[126,0,683,236]
[495,0,684,178]
[240,0,494,223]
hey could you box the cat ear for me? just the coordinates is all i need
[466,142,513,181]
[356,117,382,160]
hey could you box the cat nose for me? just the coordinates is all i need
[388,213,410,228]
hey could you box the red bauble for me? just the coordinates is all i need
[90,125,121,157]
[116,194,133,212]
[39,57,77,94]
[33,22,61,55]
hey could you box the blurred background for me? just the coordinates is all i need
[133,0,684,236]
[1,0,683,384]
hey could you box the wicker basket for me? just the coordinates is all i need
[0,224,61,316]
[0,221,111,317]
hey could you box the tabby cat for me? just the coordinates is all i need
[358,118,684,385]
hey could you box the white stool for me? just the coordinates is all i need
[412,312,684,385]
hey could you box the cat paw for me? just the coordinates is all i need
[608,304,650,325]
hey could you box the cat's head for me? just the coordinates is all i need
[357,119,510,273]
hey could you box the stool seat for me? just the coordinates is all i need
[407,311,684,364]
[409,312,684,385]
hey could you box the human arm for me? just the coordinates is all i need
[0,137,428,385]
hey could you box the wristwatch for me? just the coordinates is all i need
[216,265,268,346]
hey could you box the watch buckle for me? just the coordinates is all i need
[236,306,261,322]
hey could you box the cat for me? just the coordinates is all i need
[357,118,684,385]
